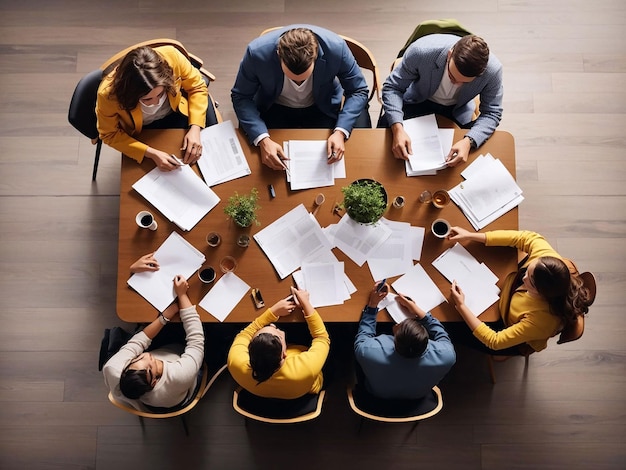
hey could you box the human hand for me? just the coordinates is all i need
[327,131,346,163]
[391,123,412,160]
[173,275,189,297]
[450,280,465,306]
[448,226,472,242]
[367,281,389,308]
[259,137,288,171]
[130,253,160,273]
[445,137,471,167]
[270,297,297,317]
[181,124,202,164]
[290,286,314,316]
[145,147,183,171]
[396,293,426,319]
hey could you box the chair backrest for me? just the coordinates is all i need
[68,69,104,140]
[397,18,472,58]
[347,385,443,423]
[232,387,326,424]
[557,271,596,345]
[107,362,217,419]
[339,35,382,105]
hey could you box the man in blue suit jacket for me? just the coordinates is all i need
[231,25,369,171]
[381,34,503,167]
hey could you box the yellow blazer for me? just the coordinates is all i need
[96,46,208,162]
[473,230,564,352]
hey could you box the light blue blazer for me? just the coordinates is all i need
[231,24,369,143]
[382,34,503,147]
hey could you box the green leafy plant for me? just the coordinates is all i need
[340,179,387,224]
[224,188,261,228]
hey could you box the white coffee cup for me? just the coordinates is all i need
[431,218,451,238]
[136,211,158,231]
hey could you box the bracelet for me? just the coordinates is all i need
[465,135,477,148]
[158,314,170,326]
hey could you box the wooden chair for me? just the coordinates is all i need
[487,271,597,384]
[232,387,326,424]
[68,38,221,181]
[346,385,443,434]
[107,363,227,435]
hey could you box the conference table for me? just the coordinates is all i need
[116,125,518,324]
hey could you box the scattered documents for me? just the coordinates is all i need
[253,204,334,279]
[391,263,446,313]
[449,153,523,230]
[197,120,251,186]
[132,164,220,231]
[405,127,455,177]
[127,231,205,312]
[328,214,392,267]
[199,272,251,322]
[366,218,415,280]
[432,242,500,316]
[402,114,447,175]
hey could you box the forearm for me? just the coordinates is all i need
[180,305,204,366]
[454,302,483,332]
[354,306,378,348]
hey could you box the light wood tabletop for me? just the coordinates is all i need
[117,126,518,324]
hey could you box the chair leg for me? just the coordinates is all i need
[180,415,190,436]
[92,139,102,181]
[356,417,364,434]
[487,355,496,384]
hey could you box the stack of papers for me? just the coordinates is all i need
[283,140,346,190]
[127,232,205,312]
[432,242,500,317]
[448,153,524,230]
[197,120,251,186]
[253,204,334,279]
[292,261,354,308]
[402,114,454,176]
[324,214,392,267]
[132,164,220,231]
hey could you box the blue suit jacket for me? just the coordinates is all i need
[231,24,369,143]
[382,34,503,147]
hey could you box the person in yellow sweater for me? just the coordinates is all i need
[227,287,330,399]
[96,45,213,171]
[446,228,592,356]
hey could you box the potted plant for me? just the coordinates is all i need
[224,187,261,228]
[340,179,387,224]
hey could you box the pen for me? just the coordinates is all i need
[377,279,387,292]
[170,154,184,166]
[329,151,336,160]
[279,158,290,177]
[268,184,276,199]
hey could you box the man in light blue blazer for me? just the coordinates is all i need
[381,34,503,167]
[231,25,369,171]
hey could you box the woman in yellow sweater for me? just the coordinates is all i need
[96,45,210,171]
[447,228,591,355]
[227,287,330,399]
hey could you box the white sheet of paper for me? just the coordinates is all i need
[431,242,486,283]
[253,204,334,279]
[379,293,418,324]
[410,226,425,261]
[391,263,446,312]
[286,140,335,190]
[367,218,413,280]
[132,164,220,231]
[455,274,501,317]
[302,261,346,307]
[199,272,251,322]
[127,232,205,312]
[302,247,356,297]
[197,120,251,186]
[403,114,447,172]
[331,214,392,267]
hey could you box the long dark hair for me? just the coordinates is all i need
[110,46,175,110]
[249,333,283,384]
[533,256,592,326]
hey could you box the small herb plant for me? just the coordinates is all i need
[224,188,261,228]
[340,179,387,224]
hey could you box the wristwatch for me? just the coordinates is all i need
[465,135,477,148]
[158,314,170,326]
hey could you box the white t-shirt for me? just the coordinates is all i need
[275,74,315,108]
[430,64,461,106]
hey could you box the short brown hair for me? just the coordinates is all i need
[277,28,318,75]
[451,35,490,78]
[394,318,429,358]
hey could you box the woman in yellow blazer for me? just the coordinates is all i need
[96,45,209,171]
[447,228,591,355]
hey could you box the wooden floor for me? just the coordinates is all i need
[1,1,625,469]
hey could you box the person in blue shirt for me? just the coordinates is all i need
[354,283,456,400]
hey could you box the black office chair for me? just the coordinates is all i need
[68,38,221,182]
[68,69,103,181]
[232,387,326,424]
